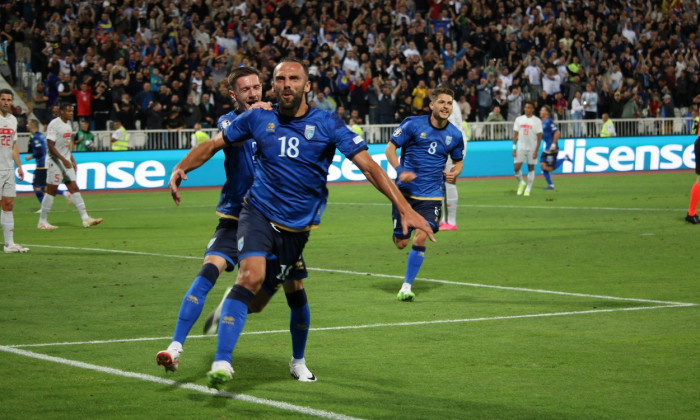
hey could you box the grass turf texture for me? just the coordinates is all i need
[1,172,698,419]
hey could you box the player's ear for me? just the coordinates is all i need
[304,80,311,93]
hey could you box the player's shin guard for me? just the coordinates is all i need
[34,188,44,203]
[689,183,700,216]
[286,289,310,360]
[71,192,89,220]
[38,194,54,223]
[443,182,458,225]
[527,171,535,188]
[404,245,426,285]
[542,170,553,187]
[173,263,219,344]
[214,285,254,363]
[1,210,14,246]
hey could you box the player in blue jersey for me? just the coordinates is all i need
[157,67,312,381]
[25,119,70,206]
[193,57,433,389]
[538,105,571,190]
[385,87,465,302]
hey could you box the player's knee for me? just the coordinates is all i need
[393,236,409,249]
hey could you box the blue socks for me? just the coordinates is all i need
[172,263,218,344]
[215,285,255,363]
[286,289,310,360]
[404,245,426,285]
[542,170,553,186]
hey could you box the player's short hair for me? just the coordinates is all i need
[59,102,74,110]
[0,88,13,98]
[430,86,454,101]
[227,66,261,90]
[523,101,535,108]
[542,105,552,115]
[278,57,308,77]
[27,119,39,129]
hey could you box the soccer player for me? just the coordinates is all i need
[0,89,28,253]
[686,105,700,224]
[386,87,465,301]
[512,101,543,196]
[539,105,571,190]
[37,103,102,229]
[439,98,466,231]
[26,119,71,206]
[157,67,314,382]
[187,57,432,389]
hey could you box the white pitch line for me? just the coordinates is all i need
[22,244,695,307]
[7,303,694,350]
[331,202,685,212]
[0,346,365,420]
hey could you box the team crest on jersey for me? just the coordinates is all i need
[266,123,275,132]
[304,125,316,140]
[237,236,244,252]
[420,132,427,139]
[220,120,231,129]
[392,127,402,137]
[445,136,452,145]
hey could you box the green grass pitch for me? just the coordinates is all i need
[0,172,698,419]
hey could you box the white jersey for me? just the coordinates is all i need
[513,114,542,150]
[46,117,74,161]
[0,112,18,171]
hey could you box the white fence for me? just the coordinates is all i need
[15,115,697,153]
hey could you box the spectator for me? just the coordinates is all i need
[110,120,129,150]
[600,113,616,137]
[74,119,95,151]
[570,90,584,137]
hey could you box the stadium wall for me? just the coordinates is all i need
[17,135,697,191]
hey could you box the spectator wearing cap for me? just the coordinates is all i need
[661,93,675,135]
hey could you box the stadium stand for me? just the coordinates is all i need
[2,0,699,149]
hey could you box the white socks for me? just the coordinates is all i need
[1,210,14,246]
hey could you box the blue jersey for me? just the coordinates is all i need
[215,111,256,219]
[29,132,48,168]
[541,117,559,151]
[390,115,464,199]
[223,106,367,230]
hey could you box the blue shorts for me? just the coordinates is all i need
[204,218,240,272]
[392,196,441,240]
[205,216,309,293]
[540,150,558,169]
[33,168,47,188]
[238,202,310,281]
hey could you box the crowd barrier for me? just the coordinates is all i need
[16,133,696,192]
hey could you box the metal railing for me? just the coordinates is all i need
[15,116,697,153]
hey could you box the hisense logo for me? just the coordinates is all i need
[559,139,695,173]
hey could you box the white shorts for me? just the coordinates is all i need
[47,158,76,186]
[514,148,538,165]
[0,170,16,198]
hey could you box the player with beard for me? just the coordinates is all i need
[178,57,434,388]
[157,66,313,381]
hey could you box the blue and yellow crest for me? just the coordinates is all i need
[266,123,275,132]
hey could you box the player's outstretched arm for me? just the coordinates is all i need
[169,134,226,205]
[352,150,435,242]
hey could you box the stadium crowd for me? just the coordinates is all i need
[1,0,699,135]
